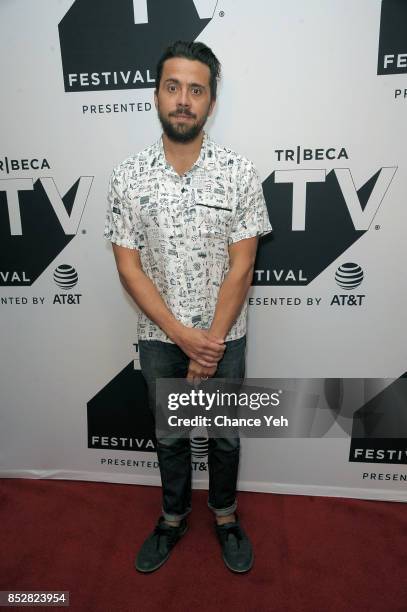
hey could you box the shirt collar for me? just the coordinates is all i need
[153,130,212,172]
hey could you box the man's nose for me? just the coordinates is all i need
[177,87,191,107]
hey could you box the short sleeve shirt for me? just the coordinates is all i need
[104,131,272,343]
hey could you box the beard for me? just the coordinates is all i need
[157,105,211,143]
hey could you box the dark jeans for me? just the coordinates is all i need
[139,336,246,522]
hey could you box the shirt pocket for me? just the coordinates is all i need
[194,196,233,239]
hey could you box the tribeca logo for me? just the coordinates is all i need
[0,156,50,175]
[274,146,349,165]
[377,0,407,75]
[0,175,92,286]
[254,165,396,286]
[59,0,218,92]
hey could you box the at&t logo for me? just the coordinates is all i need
[330,262,365,307]
[53,264,81,305]
[335,263,364,290]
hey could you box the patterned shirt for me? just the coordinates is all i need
[104,131,272,343]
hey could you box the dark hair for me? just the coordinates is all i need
[155,41,221,100]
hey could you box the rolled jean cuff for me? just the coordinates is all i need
[162,506,192,522]
[207,499,237,517]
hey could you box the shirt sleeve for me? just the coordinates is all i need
[104,166,142,250]
[228,162,272,245]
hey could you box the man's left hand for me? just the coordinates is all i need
[187,359,217,385]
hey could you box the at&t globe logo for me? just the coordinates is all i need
[53,264,79,290]
[52,264,82,305]
[330,262,365,307]
[335,263,364,290]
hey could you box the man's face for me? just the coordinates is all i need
[154,56,215,143]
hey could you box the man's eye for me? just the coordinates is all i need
[168,84,177,92]
[192,88,202,95]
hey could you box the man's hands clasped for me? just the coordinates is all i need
[173,327,225,384]
[186,359,217,385]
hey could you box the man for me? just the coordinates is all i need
[104,41,272,574]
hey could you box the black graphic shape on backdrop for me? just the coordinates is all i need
[0,179,78,287]
[377,0,407,75]
[349,373,407,465]
[87,362,156,452]
[59,0,214,92]
[254,170,380,286]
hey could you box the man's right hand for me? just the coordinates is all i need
[111,245,226,366]
[173,327,225,367]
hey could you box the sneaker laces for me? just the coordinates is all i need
[220,523,243,546]
[226,525,242,540]
[153,522,179,548]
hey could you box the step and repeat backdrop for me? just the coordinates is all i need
[1,0,406,502]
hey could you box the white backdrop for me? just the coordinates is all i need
[1,0,406,502]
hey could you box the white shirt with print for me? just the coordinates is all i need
[104,131,272,343]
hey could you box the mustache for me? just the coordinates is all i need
[169,109,196,118]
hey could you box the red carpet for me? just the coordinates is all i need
[1,478,406,612]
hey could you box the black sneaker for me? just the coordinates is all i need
[215,515,254,573]
[135,517,188,573]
